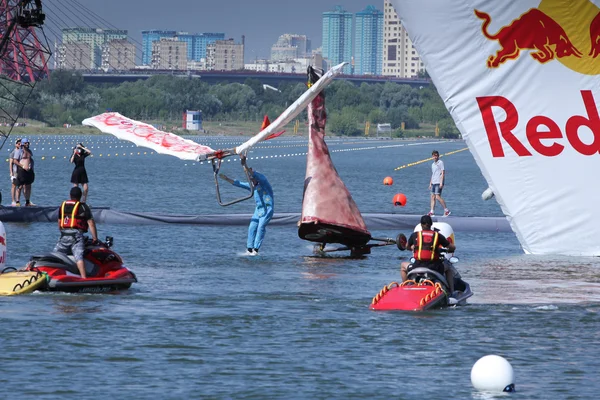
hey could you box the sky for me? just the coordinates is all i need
[45,0,375,62]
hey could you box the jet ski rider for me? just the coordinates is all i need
[53,187,99,278]
[400,214,456,293]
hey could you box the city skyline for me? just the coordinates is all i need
[68,0,374,61]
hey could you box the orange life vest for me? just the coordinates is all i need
[413,230,441,261]
[59,200,88,231]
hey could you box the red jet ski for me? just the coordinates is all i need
[26,236,137,293]
[370,259,472,311]
[371,222,472,311]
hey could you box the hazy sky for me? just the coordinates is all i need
[47,0,375,62]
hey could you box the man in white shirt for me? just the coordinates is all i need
[429,150,451,217]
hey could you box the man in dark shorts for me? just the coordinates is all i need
[400,214,457,292]
[429,150,450,217]
[15,138,35,206]
[9,138,22,206]
[54,187,99,278]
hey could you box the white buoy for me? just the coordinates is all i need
[481,187,495,201]
[471,355,515,392]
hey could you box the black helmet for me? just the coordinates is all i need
[420,215,433,225]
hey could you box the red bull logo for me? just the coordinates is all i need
[477,90,600,157]
[591,12,600,57]
[474,1,600,158]
[0,235,5,246]
[475,8,583,67]
[476,0,600,74]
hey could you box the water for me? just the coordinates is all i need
[1,136,599,399]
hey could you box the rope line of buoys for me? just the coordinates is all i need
[394,147,469,171]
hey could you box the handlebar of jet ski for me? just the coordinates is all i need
[84,236,107,247]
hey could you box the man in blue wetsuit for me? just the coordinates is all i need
[219,165,274,255]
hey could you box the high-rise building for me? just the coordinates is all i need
[142,30,176,65]
[382,0,424,78]
[322,6,353,74]
[354,5,383,75]
[270,45,298,62]
[270,34,310,61]
[56,42,92,70]
[59,28,128,70]
[151,38,188,70]
[206,39,244,71]
[193,33,226,61]
[142,30,225,65]
[102,39,136,71]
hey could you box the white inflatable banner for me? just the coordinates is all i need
[83,112,215,161]
[391,0,600,255]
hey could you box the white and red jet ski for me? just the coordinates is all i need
[371,223,473,311]
[26,236,137,293]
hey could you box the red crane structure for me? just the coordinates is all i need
[0,0,50,149]
[0,0,49,81]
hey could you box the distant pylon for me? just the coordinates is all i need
[0,0,51,82]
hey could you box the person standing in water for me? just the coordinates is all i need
[16,138,35,206]
[219,159,274,255]
[429,150,451,217]
[9,138,22,206]
[70,142,92,203]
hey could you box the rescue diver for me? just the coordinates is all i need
[400,214,456,293]
[54,187,99,278]
[219,159,274,255]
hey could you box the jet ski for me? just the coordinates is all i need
[26,236,137,293]
[370,257,473,311]
[370,222,473,311]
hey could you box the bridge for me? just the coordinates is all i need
[82,70,431,88]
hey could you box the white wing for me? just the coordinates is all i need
[234,62,347,155]
[82,112,215,161]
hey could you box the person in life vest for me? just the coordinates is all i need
[219,157,274,255]
[53,187,99,278]
[400,214,456,292]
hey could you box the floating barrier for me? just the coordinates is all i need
[0,207,512,231]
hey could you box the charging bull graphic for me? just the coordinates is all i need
[591,12,600,58]
[475,8,583,68]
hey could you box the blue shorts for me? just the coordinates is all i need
[431,184,443,195]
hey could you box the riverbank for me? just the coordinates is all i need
[7,120,440,138]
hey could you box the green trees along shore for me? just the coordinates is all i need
[6,70,459,138]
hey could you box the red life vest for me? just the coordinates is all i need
[59,200,88,231]
[413,230,440,261]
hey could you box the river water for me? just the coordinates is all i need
[1,135,599,399]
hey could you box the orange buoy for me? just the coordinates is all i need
[383,176,393,185]
[393,193,407,207]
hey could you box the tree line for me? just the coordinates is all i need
[8,70,459,137]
